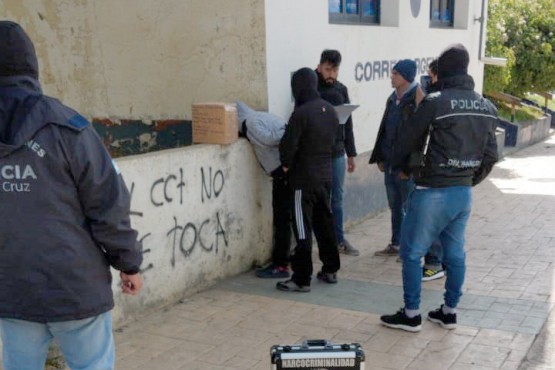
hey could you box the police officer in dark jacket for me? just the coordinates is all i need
[277,68,340,292]
[380,44,498,332]
[0,21,143,368]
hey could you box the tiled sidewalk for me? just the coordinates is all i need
[4,135,555,369]
[111,134,555,369]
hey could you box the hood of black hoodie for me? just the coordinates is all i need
[438,74,475,91]
[0,21,39,80]
[291,68,320,107]
[0,22,52,156]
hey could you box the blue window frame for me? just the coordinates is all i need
[430,0,454,27]
[329,0,380,25]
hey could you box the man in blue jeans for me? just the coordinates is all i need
[316,50,359,256]
[369,59,418,256]
[0,22,143,368]
[380,44,498,332]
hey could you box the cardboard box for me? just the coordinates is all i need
[192,103,238,144]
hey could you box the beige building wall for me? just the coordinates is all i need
[2,0,268,119]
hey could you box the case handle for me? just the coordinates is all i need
[302,339,330,348]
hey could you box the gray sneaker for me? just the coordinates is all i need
[374,244,399,256]
[338,240,360,256]
[316,271,338,284]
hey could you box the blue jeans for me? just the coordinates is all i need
[400,186,472,310]
[0,311,114,370]
[331,155,346,243]
[384,166,412,245]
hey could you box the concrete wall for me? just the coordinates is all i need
[1,0,268,118]
[515,116,552,148]
[498,116,552,151]
[112,140,272,324]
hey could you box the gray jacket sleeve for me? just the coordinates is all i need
[246,113,285,147]
[62,126,143,273]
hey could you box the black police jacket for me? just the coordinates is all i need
[392,75,498,187]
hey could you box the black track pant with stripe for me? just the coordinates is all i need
[272,173,293,267]
[291,183,340,286]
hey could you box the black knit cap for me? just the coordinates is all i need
[0,21,39,79]
[437,43,469,80]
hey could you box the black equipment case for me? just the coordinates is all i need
[270,339,365,370]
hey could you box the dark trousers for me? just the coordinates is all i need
[272,174,293,267]
[290,183,340,286]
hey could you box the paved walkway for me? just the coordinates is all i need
[5,134,555,369]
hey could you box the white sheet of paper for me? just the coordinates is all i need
[334,104,359,124]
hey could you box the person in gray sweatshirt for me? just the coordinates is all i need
[0,21,143,369]
[237,101,292,279]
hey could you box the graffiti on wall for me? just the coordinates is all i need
[129,166,229,275]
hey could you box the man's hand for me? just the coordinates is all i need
[282,166,289,173]
[377,162,385,173]
[120,272,143,295]
[347,157,356,173]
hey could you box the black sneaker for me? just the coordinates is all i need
[380,308,422,332]
[276,279,310,293]
[316,271,338,284]
[427,305,457,329]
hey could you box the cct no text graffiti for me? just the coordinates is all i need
[129,166,229,274]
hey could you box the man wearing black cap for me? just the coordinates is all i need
[380,44,498,332]
[0,21,143,368]
[370,59,418,257]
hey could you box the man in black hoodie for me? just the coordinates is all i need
[380,44,498,332]
[277,68,340,292]
[0,21,143,368]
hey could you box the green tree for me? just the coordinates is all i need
[483,0,515,94]
[484,0,555,95]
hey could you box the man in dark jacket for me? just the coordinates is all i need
[277,68,340,292]
[369,59,418,257]
[0,21,143,368]
[316,50,359,256]
[380,44,498,332]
